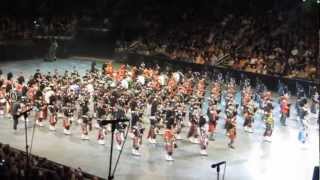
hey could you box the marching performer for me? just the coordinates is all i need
[116,64,127,81]
[174,103,185,140]
[95,101,107,128]
[63,102,74,135]
[5,73,14,117]
[35,96,46,127]
[97,126,107,145]
[263,107,274,142]
[310,91,319,114]
[104,62,113,77]
[11,100,22,131]
[298,99,309,145]
[210,81,222,105]
[114,104,127,150]
[207,104,219,140]
[199,114,208,155]
[243,99,256,133]
[48,97,59,131]
[260,91,272,121]
[225,103,237,149]
[147,99,158,144]
[115,123,126,150]
[164,122,176,161]
[80,101,91,140]
[280,94,290,126]
[187,103,201,144]
[197,79,206,98]
[130,102,144,156]
[0,86,6,115]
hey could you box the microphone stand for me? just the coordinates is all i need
[212,161,226,180]
[20,105,33,180]
[23,111,30,180]
[216,165,220,180]
[108,122,115,180]
[100,119,129,180]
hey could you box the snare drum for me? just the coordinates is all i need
[0,99,4,115]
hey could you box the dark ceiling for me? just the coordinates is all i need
[0,0,314,17]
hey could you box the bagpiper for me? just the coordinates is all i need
[0,85,6,115]
[298,99,309,145]
[243,99,256,133]
[207,104,220,140]
[97,125,107,145]
[48,96,59,131]
[225,102,237,149]
[115,122,127,150]
[174,102,185,140]
[114,104,127,150]
[63,102,75,135]
[199,114,209,156]
[263,106,274,142]
[35,96,46,127]
[80,100,91,140]
[130,101,144,156]
[163,122,176,161]
[310,90,319,114]
[187,102,201,144]
[147,99,158,144]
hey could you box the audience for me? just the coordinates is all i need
[0,4,317,82]
[0,143,100,180]
[33,16,78,37]
[0,16,78,41]
[0,17,32,40]
[122,10,317,81]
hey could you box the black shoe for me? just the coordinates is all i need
[228,143,235,149]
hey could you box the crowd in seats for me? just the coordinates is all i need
[127,14,238,65]
[230,12,317,80]
[123,10,317,80]
[33,16,78,37]
[0,16,78,41]
[0,17,33,40]
[0,143,101,180]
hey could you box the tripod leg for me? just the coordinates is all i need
[24,115,29,180]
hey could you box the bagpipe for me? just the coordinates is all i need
[17,106,33,118]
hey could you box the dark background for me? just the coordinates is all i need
[0,0,316,17]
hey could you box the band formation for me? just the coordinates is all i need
[0,62,318,161]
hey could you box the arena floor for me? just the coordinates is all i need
[0,58,318,180]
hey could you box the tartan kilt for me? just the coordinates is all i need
[228,128,236,140]
[208,121,216,133]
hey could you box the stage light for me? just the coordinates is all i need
[317,0,320,4]
[302,0,306,2]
